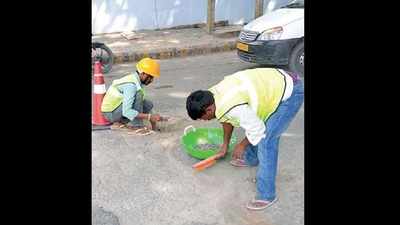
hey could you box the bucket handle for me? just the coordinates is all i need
[183,125,196,136]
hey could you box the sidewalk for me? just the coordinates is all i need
[92,25,242,64]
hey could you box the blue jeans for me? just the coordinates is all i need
[243,80,304,201]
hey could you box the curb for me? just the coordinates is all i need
[113,40,237,64]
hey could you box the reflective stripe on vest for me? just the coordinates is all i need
[209,68,286,127]
[101,73,144,112]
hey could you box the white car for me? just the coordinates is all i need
[237,0,304,75]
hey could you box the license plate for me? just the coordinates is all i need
[236,42,249,52]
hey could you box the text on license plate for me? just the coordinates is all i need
[236,42,248,52]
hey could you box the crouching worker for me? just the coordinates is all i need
[101,58,165,135]
[185,68,304,210]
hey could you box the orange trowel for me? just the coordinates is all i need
[192,153,224,171]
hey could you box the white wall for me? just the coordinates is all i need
[155,0,207,29]
[215,0,255,25]
[92,0,155,33]
[92,0,291,34]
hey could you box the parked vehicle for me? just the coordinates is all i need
[237,0,304,75]
[92,42,114,74]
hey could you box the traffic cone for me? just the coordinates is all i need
[92,61,111,126]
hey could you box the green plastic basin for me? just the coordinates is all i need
[181,126,237,160]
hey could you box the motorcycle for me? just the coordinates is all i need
[92,42,114,74]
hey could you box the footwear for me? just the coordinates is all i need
[246,198,278,211]
[125,124,144,131]
[110,122,127,130]
[127,127,156,136]
[229,159,248,167]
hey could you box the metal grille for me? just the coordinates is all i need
[237,51,256,63]
[239,30,259,42]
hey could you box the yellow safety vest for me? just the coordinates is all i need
[101,73,144,112]
[209,68,286,127]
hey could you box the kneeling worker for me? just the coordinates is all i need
[101,58,165,134]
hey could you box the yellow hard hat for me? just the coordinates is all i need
[136,58,160,78]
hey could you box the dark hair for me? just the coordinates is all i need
[186,90,214,120]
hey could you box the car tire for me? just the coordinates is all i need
[289,40,304,76]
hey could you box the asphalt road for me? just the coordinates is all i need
[92,52,304,225]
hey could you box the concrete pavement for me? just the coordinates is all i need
[92,25,242,64]
[92,52,304,225]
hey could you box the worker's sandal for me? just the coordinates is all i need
[127,127,156,136]
[246,198,278,211]
[124,125,144,132]
[229,159,248,167]
[110,122,126,130]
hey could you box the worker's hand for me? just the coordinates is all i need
[149,114,162,122]
[215,143,228,159]
[232,143,246,160]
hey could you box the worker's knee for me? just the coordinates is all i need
[143,100,153,113]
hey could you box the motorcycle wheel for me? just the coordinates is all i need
[92,44,114,74]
